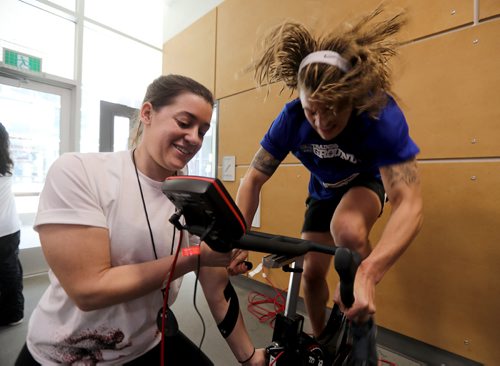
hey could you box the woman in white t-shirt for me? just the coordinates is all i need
[16,75,265,366]
[0,122,24,327]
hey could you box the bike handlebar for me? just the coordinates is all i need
[235,231,336,256]
[234,231,360,308]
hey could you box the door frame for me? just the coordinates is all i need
[99,100,138,152]
[0,68,76,276]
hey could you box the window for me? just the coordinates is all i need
[79,21,162,152]
[0,78,71,249]
[188,102,218,177]
[0,0,75,79]
[85,0,164,48]
[0,0,217,250]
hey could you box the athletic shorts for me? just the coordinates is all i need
[302,174,385,233]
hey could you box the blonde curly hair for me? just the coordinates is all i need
[253,5,407,117]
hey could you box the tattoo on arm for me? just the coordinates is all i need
[384,159,420,189]
[251,147,281,177]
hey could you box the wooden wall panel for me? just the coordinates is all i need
[217,85,298,165]
[479,0,500,20]
[396,0,472,39]
[162,9,216,91]
[314,0,473,42]
[215,0,315,99]
[215,0,473,99]
[249,165,309,237]
[368,162,500,365]
[393,20,500,159]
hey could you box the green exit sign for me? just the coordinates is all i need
[3,48,42,72]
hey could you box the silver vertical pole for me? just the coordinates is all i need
[284,256,304,318]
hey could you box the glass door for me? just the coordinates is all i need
[99,100,138,152]
[0,76,71,274]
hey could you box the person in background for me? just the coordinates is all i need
[233,6,423,356]
[0,122,24,327]
[15,75,265,365]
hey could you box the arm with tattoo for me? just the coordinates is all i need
[235,148,280,230]
[365,158,423,282]
[250,147,282,177]
[382,158,420,193]
[341,158,423,321]
[228,148,281,276]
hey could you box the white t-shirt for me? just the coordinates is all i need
[27,151,189,365]
[0,174,20,237]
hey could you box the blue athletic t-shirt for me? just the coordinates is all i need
[260,96,420,200]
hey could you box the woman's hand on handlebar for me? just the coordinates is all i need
[227,249,250,276]
[334,264,376,323]
[199,241,232,267]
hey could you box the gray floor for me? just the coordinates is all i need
[0,272,274,366]
[0,272,480,366]
[0,274,48,365]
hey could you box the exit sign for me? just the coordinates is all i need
[3,48,42,72]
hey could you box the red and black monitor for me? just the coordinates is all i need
[162,176,246,253]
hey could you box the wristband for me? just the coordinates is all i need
[238,347,255,364]
[182,246,200,256]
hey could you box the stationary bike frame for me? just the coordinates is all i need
[238,233,358,366]
[264,253,320,365]
[161,176,359,366]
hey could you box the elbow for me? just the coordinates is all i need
[241,167,268,191]
[67,287,107,312]
[72,294,100,312]
[75,300,100,312]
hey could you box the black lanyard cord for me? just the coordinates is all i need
[132,148,158,260]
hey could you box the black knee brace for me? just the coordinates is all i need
[217,281,240,338]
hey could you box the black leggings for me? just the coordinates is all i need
[16,332,214,366]
[0,231,24,323]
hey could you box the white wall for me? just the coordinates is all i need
[163,0,224,42]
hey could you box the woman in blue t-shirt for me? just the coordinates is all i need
[233,7,423,358]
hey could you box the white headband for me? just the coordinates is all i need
[298,50,351,73]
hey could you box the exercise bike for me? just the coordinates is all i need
[162,176,377,366]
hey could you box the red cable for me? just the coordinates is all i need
[160,229,184,366]
[246,273,286,328]
[269,351,284,366]
[378,359,397,366]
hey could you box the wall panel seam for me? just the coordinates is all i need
[400,16,498,48]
